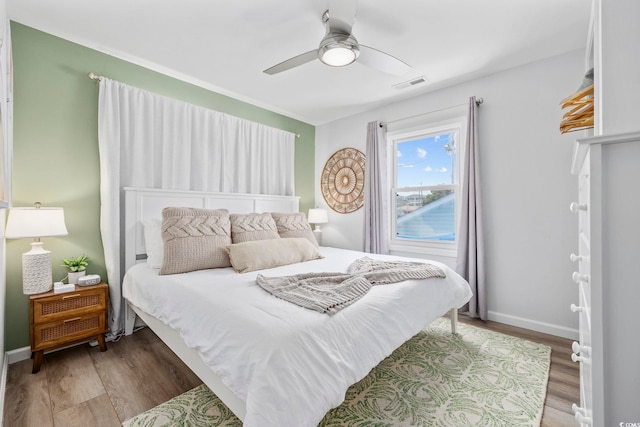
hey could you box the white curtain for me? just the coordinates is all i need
[98,78,295,336]
[364,121,389,254]
[456,96,486,319]
[0,23,13,206]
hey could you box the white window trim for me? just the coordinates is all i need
[387,115,467,258]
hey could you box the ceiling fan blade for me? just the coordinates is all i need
[263,50,319,75]
[327,0,357,34]
[358,45,411,76]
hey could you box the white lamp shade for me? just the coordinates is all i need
[308,208,328,224]
[5,207,68,239]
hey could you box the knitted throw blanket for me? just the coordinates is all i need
[256,257,446,314]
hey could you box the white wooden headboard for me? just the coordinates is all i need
[123,187,300,274]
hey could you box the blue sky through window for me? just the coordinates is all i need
[396,132,456,187]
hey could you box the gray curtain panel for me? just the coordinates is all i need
[456,97,487,320]
[364,121,390,254]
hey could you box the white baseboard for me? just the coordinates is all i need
[487,311,579,340]
[7,346,31,365]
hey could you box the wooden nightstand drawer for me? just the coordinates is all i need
[33,286,107,324]
[29,283,109,373]
[32,312,107,351]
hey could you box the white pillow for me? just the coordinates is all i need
[143,218,164,269]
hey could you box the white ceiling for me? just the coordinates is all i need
[7,0,591,125]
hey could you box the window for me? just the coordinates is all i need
[389,117,465,256]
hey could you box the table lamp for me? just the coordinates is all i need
[5,203,68,294]
[308,208,328,246]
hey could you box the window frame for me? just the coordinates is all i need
[387,116,467,257]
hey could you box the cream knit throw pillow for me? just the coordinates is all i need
[160,207,231,275]
[229,212,280,243]
[270,212,318,247]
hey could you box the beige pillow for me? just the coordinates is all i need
[270,212,318,247]
[225,237,323,273]
[230,212,280,243]
[160,207,231,275]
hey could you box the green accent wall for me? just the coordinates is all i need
[6,22,315,351]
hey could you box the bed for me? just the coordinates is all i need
[121,187,472,427]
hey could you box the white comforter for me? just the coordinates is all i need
[123,247,472,427]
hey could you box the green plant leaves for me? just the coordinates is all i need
[62,254,90,272]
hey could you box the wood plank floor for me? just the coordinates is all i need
[3,317,579,426]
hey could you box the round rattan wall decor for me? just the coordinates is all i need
[321,147,366,214]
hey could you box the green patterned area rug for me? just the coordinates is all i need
[123,318,550,427]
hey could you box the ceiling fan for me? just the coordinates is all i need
[263,0,410,76]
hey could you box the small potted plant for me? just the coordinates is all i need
[62,254,90,284]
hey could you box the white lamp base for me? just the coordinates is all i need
[22,242,53,295]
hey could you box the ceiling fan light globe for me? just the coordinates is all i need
[318,34,360,67]
[320,46,357,66]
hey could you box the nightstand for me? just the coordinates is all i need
[29,282,109,373]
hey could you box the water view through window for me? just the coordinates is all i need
[394,130,458,242]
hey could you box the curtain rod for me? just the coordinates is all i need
[87,72,301,138]
[380,97,484,128]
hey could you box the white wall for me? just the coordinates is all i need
[596,0,640,135]
[316,50,585,338]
